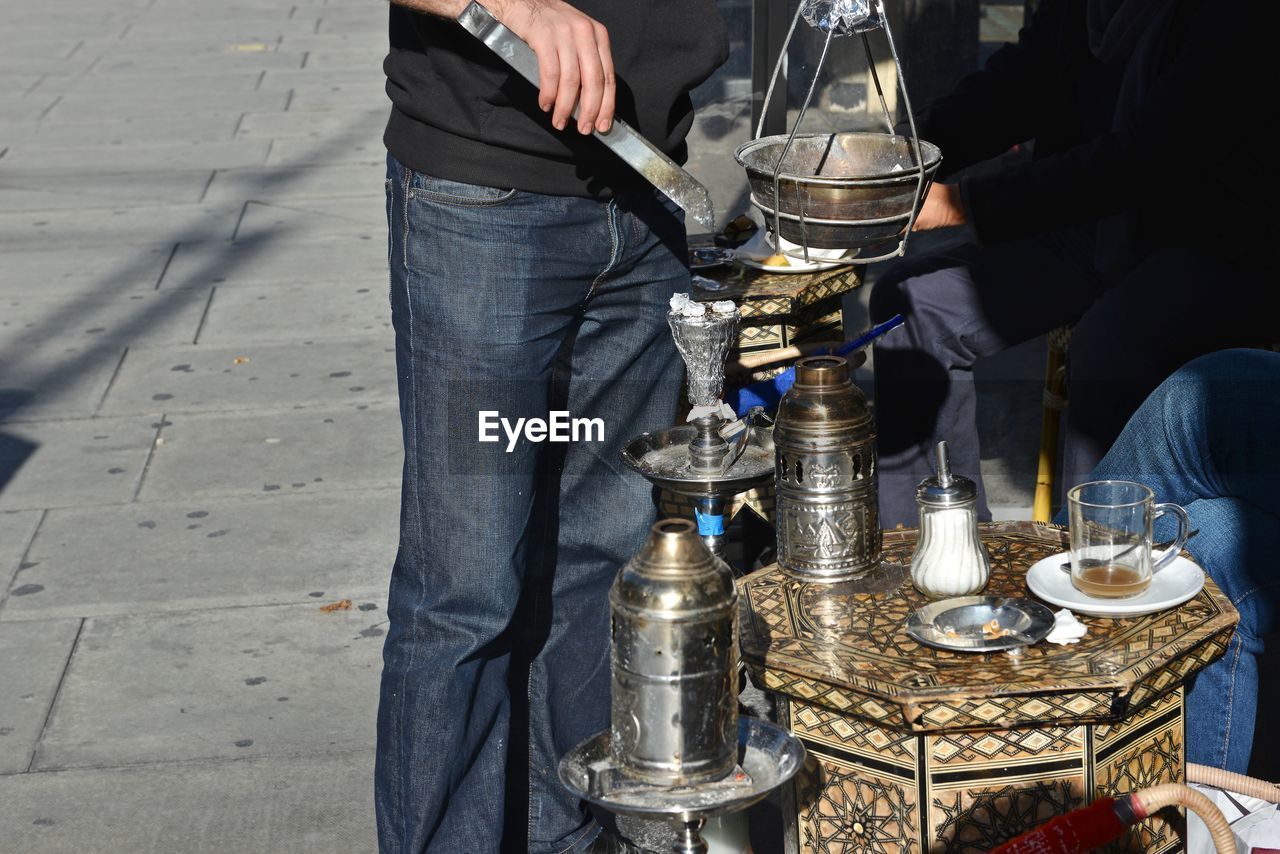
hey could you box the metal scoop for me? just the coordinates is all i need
[457,1,716,229]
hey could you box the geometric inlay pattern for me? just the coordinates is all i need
[929,725,1082,766]
[793,701,916,764]
[931,779,1082,853]
[801,761,917,854]
[1098,727,1184,853]
[740,521,1239,733]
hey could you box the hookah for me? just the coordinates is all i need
[621,296,775,562]
[559,518,804,854]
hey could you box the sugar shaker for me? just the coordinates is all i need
[910,441,990,599]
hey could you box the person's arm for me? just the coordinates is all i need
[391,0,615,135]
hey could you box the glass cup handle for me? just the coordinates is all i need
[1152,503,1191,572]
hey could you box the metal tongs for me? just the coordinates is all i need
[456,1,716,229]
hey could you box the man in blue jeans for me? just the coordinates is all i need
[1063,349,1279,772]
[376,0,726,851]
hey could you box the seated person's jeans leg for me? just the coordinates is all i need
[1055,349,1280,771]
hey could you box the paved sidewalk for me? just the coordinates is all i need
[1,1,393,851]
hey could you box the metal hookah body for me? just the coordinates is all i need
[609,519,739,786]
[774,355,881,582]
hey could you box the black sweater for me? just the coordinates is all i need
[383,1,728,198]
[920,0,1278,270]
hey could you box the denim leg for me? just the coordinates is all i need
[376,155,622,853]
[524,191,687,853]
[1058,349,1280,771]
[869,229,1103,527]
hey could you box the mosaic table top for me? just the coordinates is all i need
[739,521,1239,733]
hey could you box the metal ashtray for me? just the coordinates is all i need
[689,246,733,270]
[907,596,1055,653]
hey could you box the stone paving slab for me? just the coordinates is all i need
[300,48,387,71]
[233,196,386,242]
[161,237,384,289]
[2,140,270,173]
[0,350,123,423]
[284,87,389,113]
[3,75,45,95]
[260,69,388,92]
[0,416,157,511]
[0,170,213,212]
[119,21,322,43]
[31,603,384,770]
[0,289,212,358]
[0,203,242,249]
[136,402,400,501]
[0,244,174,296]
[203,162,383,202]
[264,135,384,168]
[99,337,395,416]
[234,108,388,141]
[0,56,95,76]
[0,510,42,587]
[46,89,289,120]
[0,619,81,774]
[36,70,265,99]
[88,49,307,74]
[4,489,395,621]
[194,278,389,345]
[0,95,60,122]
[0,752,376,853]
[0,114,240,147]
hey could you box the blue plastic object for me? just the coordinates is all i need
[728,315,903,416]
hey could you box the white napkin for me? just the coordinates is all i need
[1046,609,1088,645]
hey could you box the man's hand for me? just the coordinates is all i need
[913,182,967,231]
[392,0,615,135]
[491,0,615,135]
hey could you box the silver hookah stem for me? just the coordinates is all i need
[670,818,708,854]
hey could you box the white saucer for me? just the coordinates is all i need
[736,254,853,273]
[1025,551,1205,618]
[732,229,856,274]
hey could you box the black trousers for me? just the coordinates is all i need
[869,229,1276,527]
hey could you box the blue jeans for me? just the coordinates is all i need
[1054,349,1280,772]
[376,154,688,852]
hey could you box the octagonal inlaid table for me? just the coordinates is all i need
[738,521,1239,854]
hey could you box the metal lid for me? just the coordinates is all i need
[916,441,977,506]
[794,355,850,387]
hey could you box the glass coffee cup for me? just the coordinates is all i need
[1067,480,1190,599]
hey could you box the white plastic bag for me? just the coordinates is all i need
[1186,783,1280,854]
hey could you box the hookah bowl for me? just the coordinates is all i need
[621,300,775,560]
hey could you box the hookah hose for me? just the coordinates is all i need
[990,784,1237,854]
[730,314,903,415]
